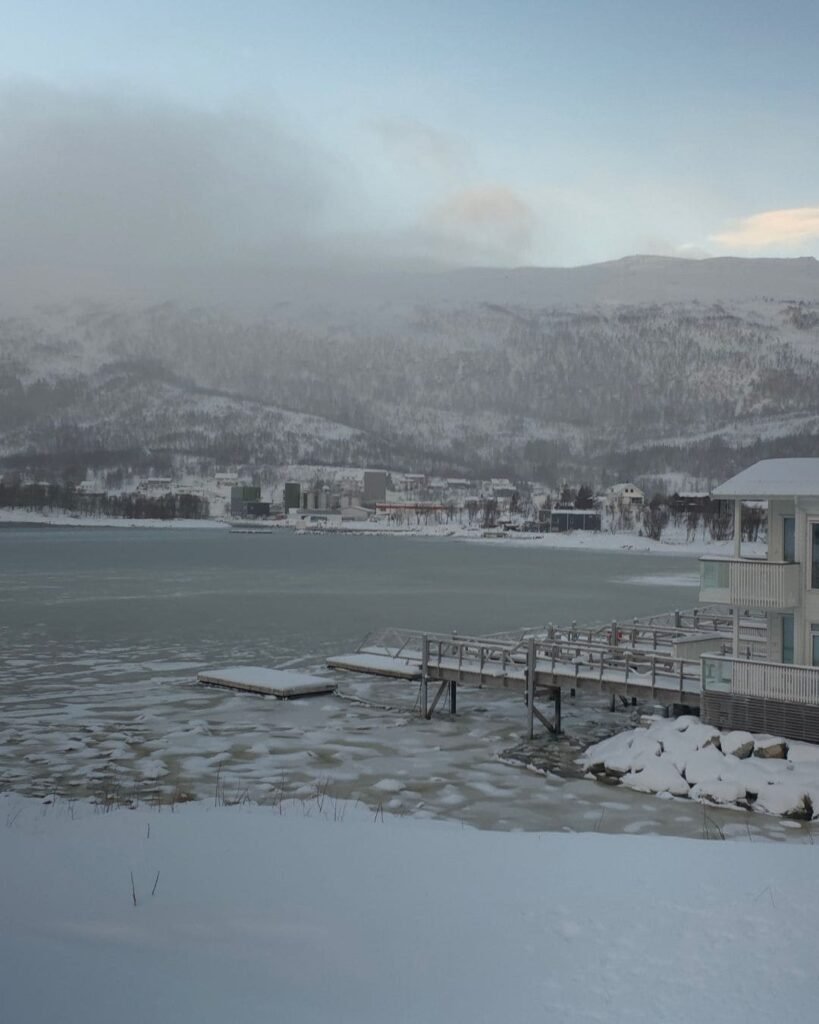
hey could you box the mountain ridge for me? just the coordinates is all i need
[2,255,818,486]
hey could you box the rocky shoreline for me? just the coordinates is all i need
[579,716,819,820]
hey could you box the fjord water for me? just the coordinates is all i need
[0,527,798,840]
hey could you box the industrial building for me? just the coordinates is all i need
[363,470,388,507]
[230,485,269,518]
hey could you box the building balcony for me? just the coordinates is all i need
[702,654,819,705]
[699,557,800,610]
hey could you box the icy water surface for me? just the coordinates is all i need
[0,527,806,841]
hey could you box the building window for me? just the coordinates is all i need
[782,614,795,664]
[701,560,729,589]
[783,516,795,562]
[812,626,819,668]
[813,524,819,588]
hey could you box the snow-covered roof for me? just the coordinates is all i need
[607,482,643,494]
[712,459,819,499]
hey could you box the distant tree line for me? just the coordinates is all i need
[0,482,209,520]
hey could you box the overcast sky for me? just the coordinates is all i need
[1,0,818,297]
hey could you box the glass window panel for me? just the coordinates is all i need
[783,517,795,562]
[701,561,729,589]
[813,524,819,589]
[703,657,731,692]
[782,614,794,664]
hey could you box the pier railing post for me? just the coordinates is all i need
[526,635,535,741]
[421,634,429,720]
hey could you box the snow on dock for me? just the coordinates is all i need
[197,666,336,698]
[326,652,422,679]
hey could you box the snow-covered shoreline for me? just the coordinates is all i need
[0,508,229,529]
[0,507,762,558]
[2,791,818,1024]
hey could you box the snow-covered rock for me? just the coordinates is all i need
[578,718,819,819]
[581,731,660,777]
[683,746,734,787]
[677,720,722,751]
[753,783,814,819]
[720,730,755,759]
[621,759,689,797]
[754,735,788,759]
[787,741,819,765]
[689,779,749,806]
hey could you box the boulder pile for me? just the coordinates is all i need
[579,716,819,820]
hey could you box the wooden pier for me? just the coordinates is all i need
[327,611,751,738]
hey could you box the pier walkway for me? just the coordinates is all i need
[327,610,764,738]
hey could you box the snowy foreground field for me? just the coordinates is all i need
[3,793,818,1023]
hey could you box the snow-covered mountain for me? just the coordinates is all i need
[2,255,818,485]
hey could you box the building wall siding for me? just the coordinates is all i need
[702,692,819,744]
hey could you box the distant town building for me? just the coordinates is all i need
[669,492,717,515]
[302,487,330,512]
[76,481,106,496]
[138,477,173,492]
[491,479,518,499]
[283,481,301,512]
[214,472,239,488]
[550,509,602,532]
[363,470,388,507]
[402,473,426,492]
[340,505,371,522]
[231,485,264,517]
[606,483,644,508]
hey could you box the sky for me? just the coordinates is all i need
[1,0,818,296]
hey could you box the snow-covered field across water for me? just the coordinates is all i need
[3,792,819,1024]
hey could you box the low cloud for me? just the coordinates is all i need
[0,81,342,300]
[417,184,535,265]
[0,83,534,303]
[370,116,469,176]
[710,207,819,249]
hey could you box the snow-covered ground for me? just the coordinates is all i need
[0,506,760,559]
[2,792,818,1024]
[580,717,819,819]
[0,508,229,529]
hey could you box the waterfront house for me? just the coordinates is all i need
[698,458,819,741]
[605,482,644,509]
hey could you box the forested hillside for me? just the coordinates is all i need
[2,256,818,485]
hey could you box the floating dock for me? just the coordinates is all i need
[326,652,422,679]
[197,666,336,698]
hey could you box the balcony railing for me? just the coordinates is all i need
[703,654,819,705]
[699,557,800,609]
